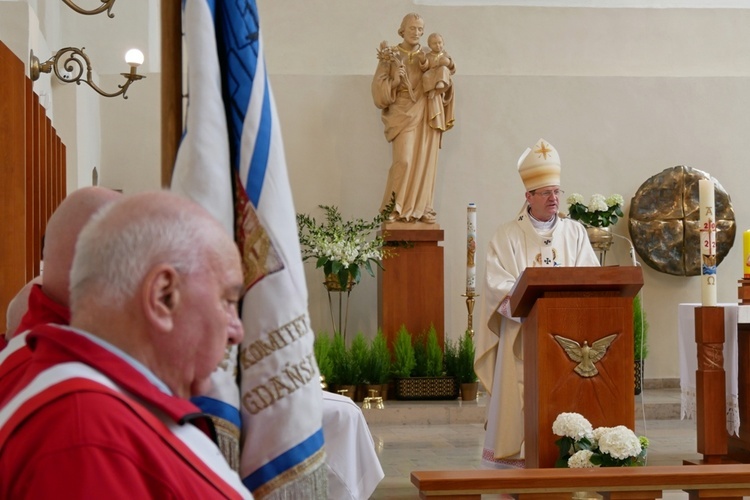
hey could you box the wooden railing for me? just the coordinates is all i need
[411,465,750,499]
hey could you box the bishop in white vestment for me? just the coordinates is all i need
[474,138,599,468]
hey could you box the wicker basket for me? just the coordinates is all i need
[394,376,459,401]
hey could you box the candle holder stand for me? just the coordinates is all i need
[461,291,479,338]
[362,389,385,410]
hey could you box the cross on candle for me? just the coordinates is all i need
[698,178,717,306]
[701,217,716,258]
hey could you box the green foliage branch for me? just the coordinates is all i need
[392,324,416,378]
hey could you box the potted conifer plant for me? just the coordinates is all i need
[391,324,416,379]
[330,332,357,399]
[349,331,368,401]
[457,330,479,401]
[425,325,443,378]
[313,332,334,391]
[365,330,391,399]
[393,325,458,400]
[444,337,459,382]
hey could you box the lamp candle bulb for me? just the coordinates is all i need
[125,48,144,68]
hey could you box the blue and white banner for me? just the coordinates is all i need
[173,1,326,498]
[172,0,241,472]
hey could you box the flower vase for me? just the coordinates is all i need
[324,273,355,292]
[586,226,614,266]
[324,274,355,341]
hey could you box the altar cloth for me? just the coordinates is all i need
[322,392,384,500]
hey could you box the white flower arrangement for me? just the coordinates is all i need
[552,412,649,468]
[568,450,597,468]
[566,193,624,228]
[597,425,644,461]
[296,199,395,290]
[551,412,593,440]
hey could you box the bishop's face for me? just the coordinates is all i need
[526,185,562,222]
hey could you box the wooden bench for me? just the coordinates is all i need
[411,464,750,499]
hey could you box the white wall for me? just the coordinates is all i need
[4,0,750,380]
[98,71,161,193]
[256,1,750,380]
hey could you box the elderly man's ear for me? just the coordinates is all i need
[143,265,180,330]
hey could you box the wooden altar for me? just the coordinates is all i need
[677,303,750,464]
[510,266,643,468]
[675,303,750,464]
[728,306,750,463]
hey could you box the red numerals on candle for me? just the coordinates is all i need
[702,221,716,231]
[703,239,716,250]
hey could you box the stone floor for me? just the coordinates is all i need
[362,383,706,499]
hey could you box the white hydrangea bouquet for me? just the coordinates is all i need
[552,412,649,468]
[566,193,624,228]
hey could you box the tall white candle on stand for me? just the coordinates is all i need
[698,179,717,306]
[467,203,477,294]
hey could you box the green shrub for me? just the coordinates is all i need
[425,325,443,377]
[366,330,392,384]
[392,325,416,378]
[349,331,368,385]
[443,336,458,378]
[633,293,649,361]
[330,332,357,385]
[456,330,478,383]
[313,332,334,386]
[412,330,428,377]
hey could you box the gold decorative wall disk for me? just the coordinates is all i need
[554,333,617,378]
[628,166,736,276]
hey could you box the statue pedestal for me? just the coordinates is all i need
[378,226,444,351]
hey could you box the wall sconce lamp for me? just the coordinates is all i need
[30,47,145,99]
[62,0,117,17]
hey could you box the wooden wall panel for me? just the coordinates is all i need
[25,79,35,281]
[0,42,66,333]
[1,41,29,332]
[161,0,182,187]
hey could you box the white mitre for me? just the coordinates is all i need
[517,138,561,191]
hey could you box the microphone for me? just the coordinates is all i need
[561,213,639,267]
[609,230,639,267]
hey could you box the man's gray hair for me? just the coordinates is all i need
[69,202,210,309]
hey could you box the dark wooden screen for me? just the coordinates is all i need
[1,41,66,332]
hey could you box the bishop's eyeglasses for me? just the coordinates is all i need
[532,189,564,199]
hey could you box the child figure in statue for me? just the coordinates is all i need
[419,33,455,99]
